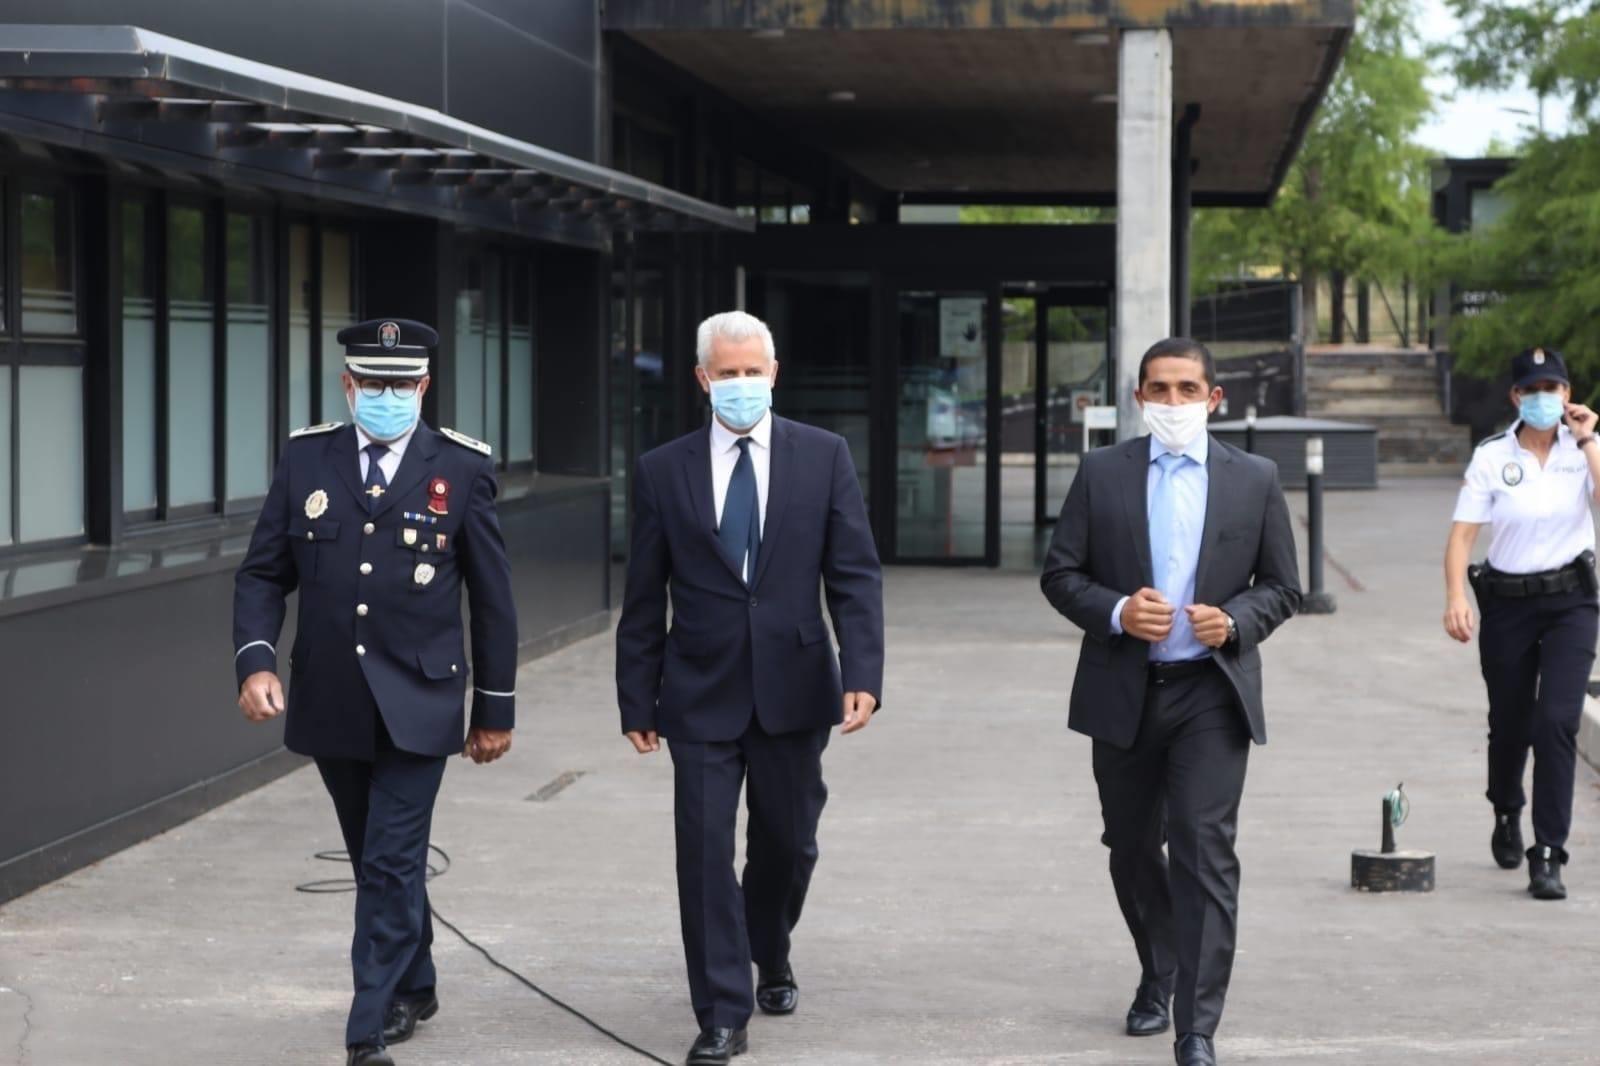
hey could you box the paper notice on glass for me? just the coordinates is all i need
[939,298,984,359]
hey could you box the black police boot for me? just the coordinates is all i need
[1527,844,1568,900]
[346,1045,394,1066]
[686,1027,747,1065]
[1492,808,1524,869]
[756,964,799,1015]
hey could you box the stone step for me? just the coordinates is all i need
[1305,367,1437,391]
[1304,347,1435,371]
[1309,395,1442,417]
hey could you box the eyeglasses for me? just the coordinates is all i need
[356,379,420,399]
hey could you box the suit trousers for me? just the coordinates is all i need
[1478,587,1598,850]
[668,717,831,1030]
[316,713,448,1048]
[1091,664,1250,1038]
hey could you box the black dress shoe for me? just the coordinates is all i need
[1175,1032,1217,1066]
[383,992,440,1044]
[1125,980,1171,1036]
[1492,809,1525,869]
[1528,844,1568,900]
[686,1027,748,1065]
[346,1045,394,1066]
[756,965,799,1015]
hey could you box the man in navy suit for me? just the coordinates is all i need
[616,310,885,1065]
[233,319,518,1066]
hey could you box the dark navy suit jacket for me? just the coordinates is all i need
[616,415,885,743]
[233,422,518,759]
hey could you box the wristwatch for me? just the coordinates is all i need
[1224,613,1239,645]
[1578,435,1598,450]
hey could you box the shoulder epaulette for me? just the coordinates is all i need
[440,426,492,456]
[290,422,344,438]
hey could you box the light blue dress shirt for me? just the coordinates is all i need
[1110,434,1211,662]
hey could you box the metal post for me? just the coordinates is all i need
[1245,404,1257,454]
[1303,435,1337,614]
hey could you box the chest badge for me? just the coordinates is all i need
[427,478,450,516]
[304,489,330,520]
[414,562,436,587]
[1502,462,1525,486]
[402,528,418,546]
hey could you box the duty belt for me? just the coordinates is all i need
[1471,559,1589,599]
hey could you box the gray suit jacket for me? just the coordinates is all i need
[1040,434,1301,749]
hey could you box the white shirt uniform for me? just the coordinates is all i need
[709,410,772,582]
[1453,421,1596,574]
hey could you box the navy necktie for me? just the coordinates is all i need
[363,443,389,512]
[719,437,761,583]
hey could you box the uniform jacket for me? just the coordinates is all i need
[1040,434,1301,748]
[616,415,885,743]
[233,422,518,759]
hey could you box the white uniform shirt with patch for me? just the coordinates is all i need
[1453,421,1596,574]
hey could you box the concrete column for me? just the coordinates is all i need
[1115,28,1173,441]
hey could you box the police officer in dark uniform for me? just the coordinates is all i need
[233,318,519,1065]
[1445,346,1600,901]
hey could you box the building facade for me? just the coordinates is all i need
[0,1,1352,900]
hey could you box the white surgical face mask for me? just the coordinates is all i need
[1142,400,1211,454]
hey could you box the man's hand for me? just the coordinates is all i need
[1186,604,1233,649]
[1120,588,1175,643]
[1566,401,1599,438]
[625,730,660,754]
[464,728,512,764]
[1444,595,1476,643]
[238,670,285,722]
[842,692,877,735]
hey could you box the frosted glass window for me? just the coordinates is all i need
[0,371,10,545]
[122,201,158,512]
[319,230,355,423]
[20,188,77,335]
[18,366,84,541]
[508,259,534,463]
[226,213,271,501]
[167,205,215,508]
[287,224,312,429]
[484,251,503,455]
[454,251,486,440]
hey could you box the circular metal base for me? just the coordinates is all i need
[1301,591,1338,615]
[1351,849,1435,893]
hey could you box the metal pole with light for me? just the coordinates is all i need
[1302,435,1337,614]
[1245,404,1258,454]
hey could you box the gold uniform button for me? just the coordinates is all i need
[359,562,373,575]
[363,522,375,535]
[356,644,366,656]
[356,604,369,617]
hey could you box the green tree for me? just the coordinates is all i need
[1190,0,1437,341]
[1442,3,1600,385]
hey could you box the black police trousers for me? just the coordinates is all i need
[667,717,831,1031]
[1478,586,1598,850]
[316,713,448,1049]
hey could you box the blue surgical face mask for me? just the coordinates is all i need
[349,385,421,442]
[709,375,772,431]
[1519,390,1565,431]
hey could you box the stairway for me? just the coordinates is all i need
[1304,346,1474,469]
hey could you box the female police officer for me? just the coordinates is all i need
[1444,347,1600,901]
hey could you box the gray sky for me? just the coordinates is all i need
[1416,0,1572,156]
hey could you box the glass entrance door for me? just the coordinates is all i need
[892,288,995,563]
[1035,295,1111,524]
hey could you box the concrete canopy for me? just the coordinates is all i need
[606,1,1354,205]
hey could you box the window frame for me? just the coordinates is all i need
[0,174,89,556]
[453,240,537,473]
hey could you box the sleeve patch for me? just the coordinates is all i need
[440,426,492,456]
[290,421,344,438]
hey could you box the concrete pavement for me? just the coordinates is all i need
[2,478,1598,1064]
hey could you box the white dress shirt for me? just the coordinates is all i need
[355,423,415,483]
[1454,420,1596,574]
[710,411,772,580]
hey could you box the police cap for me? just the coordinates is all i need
[1511,346,1569,390]
[339,318,437,379]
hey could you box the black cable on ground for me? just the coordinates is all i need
[296,846,674,1065]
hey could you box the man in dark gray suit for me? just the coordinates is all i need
[1040,337,1300,1066]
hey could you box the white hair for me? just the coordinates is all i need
[696,310,776,368]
